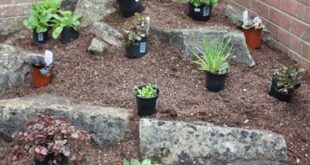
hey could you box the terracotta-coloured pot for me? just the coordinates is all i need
[243,28,262,49]
[32,66,52,88]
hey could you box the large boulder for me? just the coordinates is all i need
[0,95,132,147]
[0,44,32,93]
[151,26,255,67]
[74,0,115,27]
[140,119,288,165]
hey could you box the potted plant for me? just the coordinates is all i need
[188,0,218,21]
[24,50,59,88]
[117,0,144,17]
[134,84,160,117]
[124,158,161,165]
[24,1,53,44]
[241,10,265,49]
[9,115,91,165]
[268,65,304,102]
[52,11,82,44]
[192,38,232,92]
[125,13,150,58]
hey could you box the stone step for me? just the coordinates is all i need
[0,95,132,147]
[150,26,255,67]
[140,119,288,165]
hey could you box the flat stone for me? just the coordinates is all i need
[151,26,255,67]
[74,0,115,27]
[0,44,32,93]
[90,22,123,46]
[140,119,288,165]
[0,95,132,147]
[88,38,107,54]
[224,5,243,27]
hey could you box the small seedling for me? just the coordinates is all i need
[135,84,158,98]
[123,158,161,165]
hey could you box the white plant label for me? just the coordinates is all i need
[194,8,201,12]
[203,7,210,16]
[38,33,44,42]
[135,0,139,2]
[44,50,53,66]
[140,42,146,53]
[268,83,272,92]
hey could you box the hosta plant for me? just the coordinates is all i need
[123,158,161,165]
[135,84,158,98]
[192,38,232,75]
[52,10,82,39]
[24,0,57,33]
[125,13,150,46]
[242,10,265,29]
[9,114,92,163]
[188,0,218,7]
[273,65,304,94]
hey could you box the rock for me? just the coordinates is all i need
[74,0,115,27]
[224,4,243,27]
[140,119,288,165]
[0,95,132,147]
[0,44,32,93]
[88,38,107,54]
[61,0,78,10]
[151,26,255,67]
[90,22,123,47]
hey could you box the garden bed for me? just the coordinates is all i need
[0,0,309,165]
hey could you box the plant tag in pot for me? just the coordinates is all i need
[194,8,201,12]
[38,33,44,42]
[140,42,146,53]
[44,50,53,67]
[203,7,210,16]
[135,0,139,2]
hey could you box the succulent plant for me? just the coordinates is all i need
[9,114,92,164]
[242,10,265,29]
[23,50,60,76]
[273,65,304,94]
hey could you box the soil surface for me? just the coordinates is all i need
[0,1,309,165]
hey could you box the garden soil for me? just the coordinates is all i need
[0,1,309,165]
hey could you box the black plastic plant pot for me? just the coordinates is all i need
[61,26,78,44]
[126,37,148,58]
[35,153,68,165]
[268,79,292,102]
[33,31,49,44]
[205,71,227,92]
[188,3,212,21]
[34,152,53,165]
[134,85,160,117]
[117,0,144,17]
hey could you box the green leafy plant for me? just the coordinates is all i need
[24,0,61,33]
[273,65,304,94]
[52,10,82,39]
[135,84,158,98]
[188,0,218,7]
[191,38,232,75]
[123,158,161,165]
[125,13,150,46]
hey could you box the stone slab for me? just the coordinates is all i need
[140,119,288,165]
[151,26,255,67]
[0,95,132,147]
